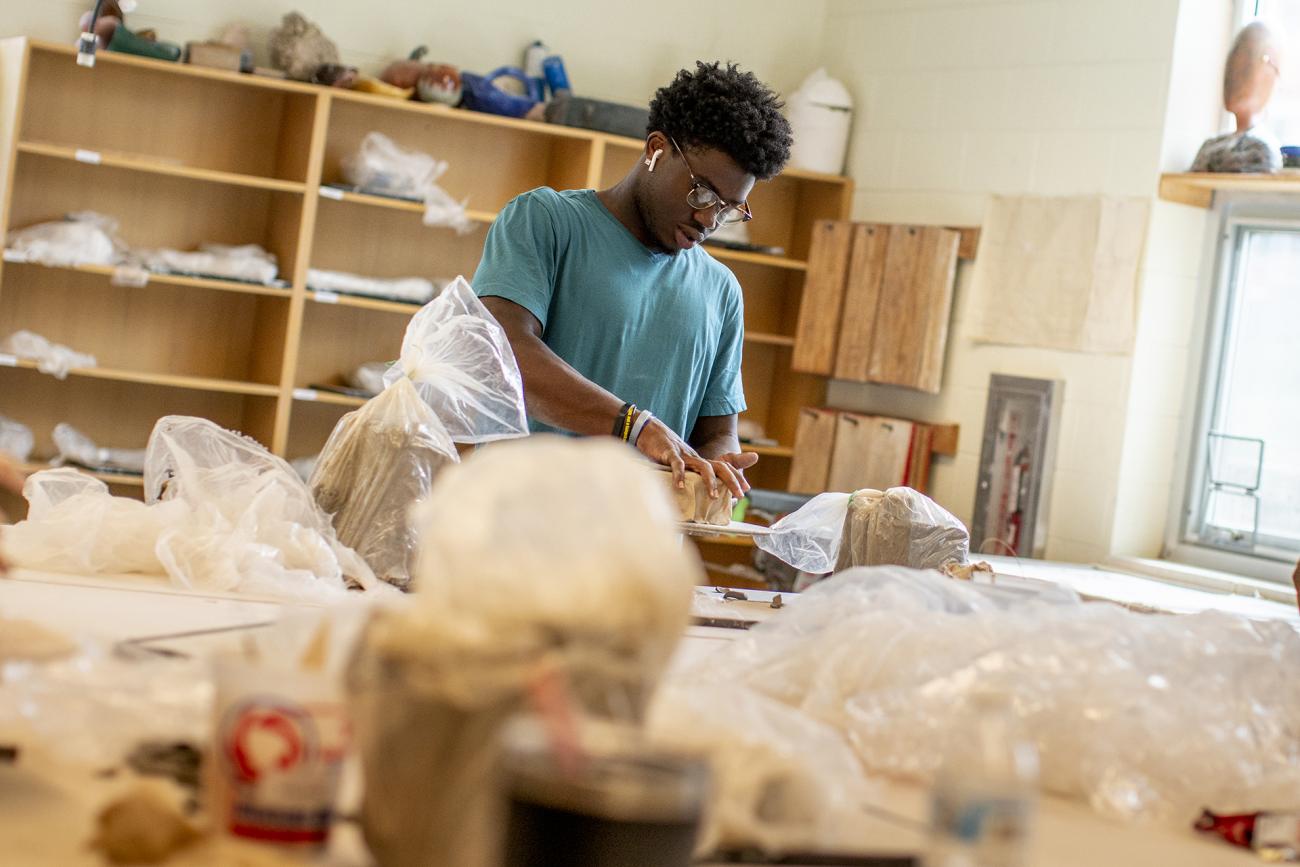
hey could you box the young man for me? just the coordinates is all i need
[473,61,792,500]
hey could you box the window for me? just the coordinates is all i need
[1182,218,1300,566]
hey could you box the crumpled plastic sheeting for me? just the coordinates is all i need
[0,329,97,379]
[678,567,1300,826]
[0,413,33,462]
[52,422,146,474]
[307,268,439,305]
[4,211,126,267]
[648,681,878,855]
[757,487,969,575]
[348,362,388,396]
[2,417,386,602]
[134,243,279,285]
[342,132,474,234]
[382,276,528,443]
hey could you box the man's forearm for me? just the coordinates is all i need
[510,329,626,435]
[690,431,740,460]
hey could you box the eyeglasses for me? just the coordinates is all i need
[669,136,753,226]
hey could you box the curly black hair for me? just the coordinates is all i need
[647,61,793,180]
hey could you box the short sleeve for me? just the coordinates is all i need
[471,189,562,329]
[697,276,747,417]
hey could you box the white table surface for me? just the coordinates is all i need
[0,567,1269,866]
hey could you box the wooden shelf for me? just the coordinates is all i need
[309,290,422,315]
[19,461,144,487]
[2,259,293,299]
[745,332,796,347]
[743,443,795,458]
[323,188,496,224]
[691,534,756,548]
[1158,172,1300,208]
[707,246,807,271]
[17,141,307,193]
[5,357,279,396]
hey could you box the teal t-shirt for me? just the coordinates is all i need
[472,187,746,438]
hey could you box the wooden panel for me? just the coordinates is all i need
[931,423,960,456]
[547,136,593,192]
[951,226,980,261]
[272,93,322,185]
[310,195,485,282]
[599,141,642,188]
[826,412,914,493]
[323,99,577,213]
[22,47,311,182]
[0,365,275,459]
[738,340,779,441]
[865,225,959,394]
[788,177,856,260]
[0,265,280,383]
[904,424,935,494]
[294,301,406,389]
[766,360,829,446]
[787,407,838,495]
[832,223,889,381]
[792,220,854,374]
[727,261,801,337]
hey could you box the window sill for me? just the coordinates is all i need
[1106,553,1296,606]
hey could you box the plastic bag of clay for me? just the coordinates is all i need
[307,267,438,304]
[688,567,1300,827]
[342,132,473,233]
[144,415,383,598]
[1,469,181,575]
[0,329,96,379]
[133,243,279,285]
[0,414,33,462]
[346,437,702,867]
[382,276,527,443]
[754,492,850,574]
[4,211,126,267]
[51,422,146,475]
[309,377,458,590]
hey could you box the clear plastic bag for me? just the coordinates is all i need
[52,422,146,474]
[309,378,458,590]
[0,413,33,462]
[341,132,473,233]
[348,361,389,396]
[307,268,438,305]
[758,487,969,574]
[0,329,97,379]
[682,567,1300,827]
[133,243,279,285]
[382,276,528,443]
[4,211,126,267]
[145,416,382,598]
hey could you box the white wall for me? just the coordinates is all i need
[6,1,828,107]
[819,0,1187,562]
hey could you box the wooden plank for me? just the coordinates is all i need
[949,226,980,260]
[791,219,854,374]
[16,142,307,193]
[832,223,888,381]
[787,407,838,494]
[1157,174,1214,208]
[865,225,959,393]
[931,423,960,456]
[825,412,914,493]
[904,423,934,494]
[707,246,808,271]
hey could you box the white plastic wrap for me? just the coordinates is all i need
[681,567,1300,826]
[309,378,458,590]
[4,211,126,267]
[0,413,34,462]
[52,422,146,474]
[757,487,969,574]
[341,132,473,234]
[145,416,382,598]
[348,361,389,396]
[0,329,96,379]
[382,276,528,443]
[3,417,386,601]
[307,268,438,304]
[134,243,279,285]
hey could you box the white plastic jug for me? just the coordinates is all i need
[786,69,852,175]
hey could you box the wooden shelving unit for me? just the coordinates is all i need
[0,37,852,519]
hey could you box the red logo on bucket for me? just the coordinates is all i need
[222,700,313,782]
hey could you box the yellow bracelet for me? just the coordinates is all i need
[621,403,636,441]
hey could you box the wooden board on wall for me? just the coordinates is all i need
[786,407,838,494]
[864,225,959,394]
[832,223,888,381]
[792,220,853,375]
[825,412,915,493]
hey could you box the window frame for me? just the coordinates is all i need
[1165,195,1300,584]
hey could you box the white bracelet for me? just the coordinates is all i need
[630,409,655,444]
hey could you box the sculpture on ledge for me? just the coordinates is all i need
[1191,21,1286,173]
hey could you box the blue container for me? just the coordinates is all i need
[542,55,571,96]
[1281,145,1300,169]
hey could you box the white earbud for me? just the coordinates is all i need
[645,149,664,172]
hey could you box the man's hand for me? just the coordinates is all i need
[637,419,753,500]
